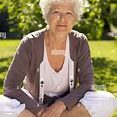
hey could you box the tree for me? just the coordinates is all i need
[0,0,9,32]
[110,3,117,30]
[74,0,113,40]
[0,0,116,40]
[7,0,46,35]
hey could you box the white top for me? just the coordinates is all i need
[44,37,69,97]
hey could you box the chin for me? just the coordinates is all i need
[57,30,68,35]
[56,28,68,33]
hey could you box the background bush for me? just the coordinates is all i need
[0,0,117,39]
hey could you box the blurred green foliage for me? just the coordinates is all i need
[110,3,117,28]
[0,0,117,39]
[0,0,46,35]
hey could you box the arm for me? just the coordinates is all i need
[57,34,94,110]
[3,37,41,114]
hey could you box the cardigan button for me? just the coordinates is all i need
[70,83,73,85]
[17,85,20,89]
[40,81,44,84]
[78,68,80,72]
[37,68,40,72]
[37,103,40,107]
[70,80,73,82]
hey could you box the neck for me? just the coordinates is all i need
[47,30,67,46]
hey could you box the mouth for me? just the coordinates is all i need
[56,25,67,31]
[57,25,67,27]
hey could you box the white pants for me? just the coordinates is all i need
[0,95,25,117]
[79,91,117,117]
[0,91,117,117]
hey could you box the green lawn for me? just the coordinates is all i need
[0,40,116,59]
[0,39,117,116]
[89,41,117,61]
[0,40,19,58]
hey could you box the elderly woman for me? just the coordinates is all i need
[2,0,117,117]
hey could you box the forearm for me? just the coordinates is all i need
[58,82,94,110]
[4,86,41,114]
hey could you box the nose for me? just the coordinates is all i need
[58,13,66,22]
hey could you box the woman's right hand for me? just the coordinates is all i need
[39,101,66,117]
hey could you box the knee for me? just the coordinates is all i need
[82,91,117,105]
[77,104,91,117]
[80,91,117,117]
[61,104,91,117]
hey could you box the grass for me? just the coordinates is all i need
[0,40,19,58]
[0,40,19,93]
[89,41,117,61]
[0,39,117,116]
[89,41,117,97]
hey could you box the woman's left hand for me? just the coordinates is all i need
[40,101,66,117]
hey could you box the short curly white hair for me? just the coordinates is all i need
[39,0,83,21]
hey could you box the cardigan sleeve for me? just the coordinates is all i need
[58,34,94,110]
[3,37,42,114]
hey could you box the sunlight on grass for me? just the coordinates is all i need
[0,40,19,59]
[89,41,117,61]
[0,40,117,61]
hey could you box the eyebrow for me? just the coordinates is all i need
[50,9,74,12]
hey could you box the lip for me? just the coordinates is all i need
[57,25,67,27]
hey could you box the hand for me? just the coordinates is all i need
[40,101,66,117]
[37,108,45,117]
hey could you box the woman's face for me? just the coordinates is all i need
[47,2,77,36]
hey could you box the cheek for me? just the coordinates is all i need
[68,20,76,29]
[47,17,58,27]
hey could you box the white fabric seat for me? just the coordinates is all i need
[79,91,117,117]
[0,91,117,117]
[0,95,25,117]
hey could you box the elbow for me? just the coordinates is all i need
[3,83,18,98]
[85,82,95,92]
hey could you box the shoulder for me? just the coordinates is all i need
[21,28,46,44]
[69,30,88,47]
[70,30,87,41]
[17,28,45,51]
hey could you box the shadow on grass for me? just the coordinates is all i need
[0,57,12,89]
[92,57,117,94]
[0,57,12,72]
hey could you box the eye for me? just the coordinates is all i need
[51,10,59,14]
[66,11,73,15]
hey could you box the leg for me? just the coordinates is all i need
[61,103,91,117]
[18,109,37,117]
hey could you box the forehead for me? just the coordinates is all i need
[50,2,74,11]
